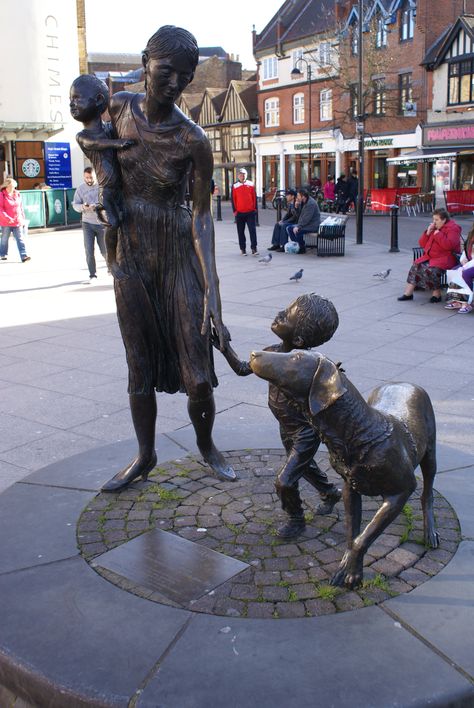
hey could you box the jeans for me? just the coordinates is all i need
[271,222,290,247]
[0,226,28,260]
[286,225,311,250]
[82,221,106,277]
[235,212,257,252]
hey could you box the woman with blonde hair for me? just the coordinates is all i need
[0,177,30,262]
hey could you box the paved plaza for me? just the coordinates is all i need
[0,211,473,706]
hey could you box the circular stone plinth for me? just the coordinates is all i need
[77,450,460,619]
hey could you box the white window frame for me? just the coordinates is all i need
[293,93,305,124]
[264,97,280,127]
[262,56,278,80]
[292,48,304,68]
[319,42,331,66]
[375,16,387,48]
[320,89,332,121]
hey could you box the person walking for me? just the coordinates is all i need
[335,174,350,214]
[347,170,358,212]
[73,167,106,282]
[286,188,321,254]
[231,168,258,256]
[0,178,30,262]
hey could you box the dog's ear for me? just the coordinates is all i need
[309,356,347,416]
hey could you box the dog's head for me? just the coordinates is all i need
[249,350,346,415]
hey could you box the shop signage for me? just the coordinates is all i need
[364,138,394,148]
[44,142,72,188]
[423,123,474,147]
[294,142,324,150]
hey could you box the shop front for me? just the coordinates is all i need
[423,122,474,190]
[343,133,419,190]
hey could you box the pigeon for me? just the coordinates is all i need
[258,253,272,264]
[289,268,304,282]
[373,268,391,280]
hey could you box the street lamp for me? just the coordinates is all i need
[355,0,364,244]
[291,58,313,187]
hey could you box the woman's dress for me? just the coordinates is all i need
[111,93,217,395]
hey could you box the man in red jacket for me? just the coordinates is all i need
[231,168,258,256]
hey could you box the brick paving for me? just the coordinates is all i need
[77,449,460,619]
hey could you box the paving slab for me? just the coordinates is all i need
[387,542,474,678]
[433,467,474,538]
[0,557,189,707]
[0,483,91,573]
[137,606,473,708]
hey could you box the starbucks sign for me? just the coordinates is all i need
[22,159,41,178]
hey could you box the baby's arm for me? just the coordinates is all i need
[77,132,134,152]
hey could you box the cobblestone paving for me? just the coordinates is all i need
[77,450,461,619]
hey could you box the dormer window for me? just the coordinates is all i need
[375,16,387,48]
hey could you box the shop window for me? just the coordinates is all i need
[375,16,387,48]
[293,93,304,124]
[398,73,413,114]
[373,79,386,116]
[264,97,280,127]
[351,24,359,55]
[262,57,278,80]
[400,3,415,41]
[320,89,332,121]
[448,59,474,105]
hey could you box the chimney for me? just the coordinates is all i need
[276,15,283,57]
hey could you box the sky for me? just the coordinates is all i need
[84,0,280,70]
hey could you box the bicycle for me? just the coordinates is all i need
[271,190,288,210]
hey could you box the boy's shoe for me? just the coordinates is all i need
[22,256,31,262]
[240,250,247,256]
[1,256,7,260]
[315,489,342,516]
[251,248,259,256]
[276,517,306,539]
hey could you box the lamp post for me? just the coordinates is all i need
[291,58,313,187]
[355,0,364,244]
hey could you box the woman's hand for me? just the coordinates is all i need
[201,289,230,351]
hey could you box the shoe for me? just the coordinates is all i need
[277,247,285,252]
[101,452,158,492]
[276,517,306,539]
[429,296,442,303]
[458,304,472,314]
[90,274,97,279]
[444,301,463,309]
[315,489,342,516]
[299,247,306,254]
[240,250,247,256]
[397,294,413,301]
[268,245,279,251]
[21,256,31,262]
[251,249,259,256]
[0,256,6,260]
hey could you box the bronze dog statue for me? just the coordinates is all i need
[249,349,439,589]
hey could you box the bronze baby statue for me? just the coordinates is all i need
[249,349,439,589]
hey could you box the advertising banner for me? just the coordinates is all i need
[20,190,46,228]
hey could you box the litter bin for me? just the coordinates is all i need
[45,189,67,226]
[317,218,347,257]
[65,188,81,225]
[20,190,46,228]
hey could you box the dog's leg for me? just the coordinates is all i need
[331,483,362,587]
[331,488,413,589]
[420,447,440,548]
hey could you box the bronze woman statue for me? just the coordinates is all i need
[99,26,235,491]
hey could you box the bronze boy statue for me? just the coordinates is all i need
[218,293,341,538]
[70,74,134,280]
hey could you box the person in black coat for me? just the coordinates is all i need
[335,174,350,214]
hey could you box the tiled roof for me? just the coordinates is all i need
[254,0,337,54]
[231,81,258,119]
[422,15,474,68]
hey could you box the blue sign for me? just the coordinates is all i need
[44,142,72,188]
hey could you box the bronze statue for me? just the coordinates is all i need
[70,74,133,280]
[73,26,235,491]
[216,294,341,539]
[249,350,439,589]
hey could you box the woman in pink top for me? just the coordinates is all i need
[323,176,335,208]
[0,178,30,262]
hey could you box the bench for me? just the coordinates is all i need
[412,247,447,288]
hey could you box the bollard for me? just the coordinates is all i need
[216,195,222,221]
[261,189,266,209]
[276,196,282,222]
[389,204,400,253]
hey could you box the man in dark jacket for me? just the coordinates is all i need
[268,189,299,252]
[286,189,320,254]
[335,174,350,214]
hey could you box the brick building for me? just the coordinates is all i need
[252,0,474,196]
